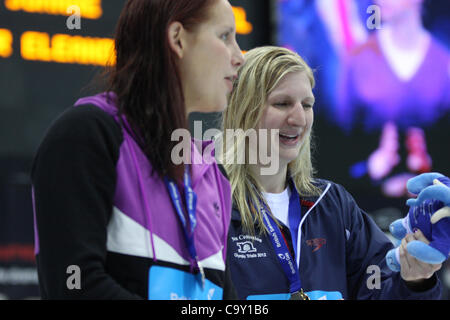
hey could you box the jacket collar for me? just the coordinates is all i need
[76,92,218,188]
[231,178,331,222]
[190,139,217,188]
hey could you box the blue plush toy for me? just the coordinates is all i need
[386,172,450,272]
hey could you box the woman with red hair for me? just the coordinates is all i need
[31,0,243,299]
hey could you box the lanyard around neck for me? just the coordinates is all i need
[164,167,205,286]
[260,197,309,300]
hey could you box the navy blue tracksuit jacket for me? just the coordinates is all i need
[227,179,442,300]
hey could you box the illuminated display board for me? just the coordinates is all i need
[2,1,116,67]
[0,28,13,57]
[0,0,271,157]
[0,0,267,67]
[4,0,103,19]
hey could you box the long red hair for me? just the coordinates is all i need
[107,0,217,181]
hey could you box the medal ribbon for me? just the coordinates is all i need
[164,167,205,286]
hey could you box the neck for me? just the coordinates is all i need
[250,164,288,194]
[185,106,192,121]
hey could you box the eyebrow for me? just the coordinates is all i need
[304,96,315,105]
[269,93,315,104]
[224,26,235,34]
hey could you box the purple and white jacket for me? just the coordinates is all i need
[31,93,234,299]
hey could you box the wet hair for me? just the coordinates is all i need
[106,0,217,181]
[221,46,321,235]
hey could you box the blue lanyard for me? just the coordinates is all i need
[164,167,205,286]
[260,188,309,300]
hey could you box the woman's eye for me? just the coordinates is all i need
[302,103,313,109]
[274,102,289,107]
[220,32,230,41]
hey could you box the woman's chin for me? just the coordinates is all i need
[188,102,227,114]
[279,151,300,165]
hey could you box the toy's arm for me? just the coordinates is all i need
[406,176,450,223]
[429,179,450,223]
[386,173,450,272]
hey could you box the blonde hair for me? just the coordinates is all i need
[221,46,321,235]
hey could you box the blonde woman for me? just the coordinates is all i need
[222,46,442,300]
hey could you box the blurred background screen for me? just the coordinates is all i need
[277,0,450,298]
[0,0,448,299]
[277,0,449,216]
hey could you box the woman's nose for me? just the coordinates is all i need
[287,102,307,127]
[232,41,244,68]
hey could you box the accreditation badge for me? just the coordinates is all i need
[148,266,223,300]
[247,290,343,300]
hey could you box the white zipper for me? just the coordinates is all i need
[296,183,332,268]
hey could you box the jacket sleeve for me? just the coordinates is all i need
[340,185,442,300]
[31,105,142,299]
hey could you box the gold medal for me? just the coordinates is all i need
[290,289,310,300]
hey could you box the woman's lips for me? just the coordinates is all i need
[279,133,300,147]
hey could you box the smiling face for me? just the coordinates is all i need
[177,0,244,113]
[258,71,315,167]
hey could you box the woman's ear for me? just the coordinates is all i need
[168,21,185,59]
